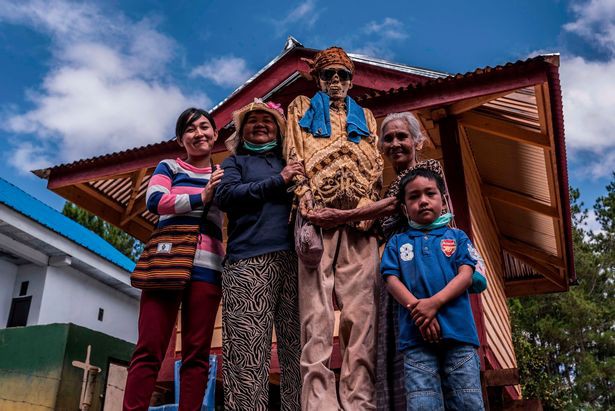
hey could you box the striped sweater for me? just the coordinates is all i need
[146,158,224,285]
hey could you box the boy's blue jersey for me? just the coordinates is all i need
[380,226,481,351]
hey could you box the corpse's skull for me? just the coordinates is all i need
[317,64,353,101]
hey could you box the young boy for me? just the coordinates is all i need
[380,167,485,411]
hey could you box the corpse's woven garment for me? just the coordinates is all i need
[285,95,383,231]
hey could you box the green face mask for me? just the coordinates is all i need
[242,140,278,153]
[408,212,453,230]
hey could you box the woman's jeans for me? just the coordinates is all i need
[403,342,484,411]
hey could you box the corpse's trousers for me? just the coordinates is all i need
[123,281,221,411]
[299,226,379,410]
[222,250,302,411]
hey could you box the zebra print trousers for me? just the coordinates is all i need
[222,250,301,410]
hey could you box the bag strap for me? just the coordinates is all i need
[198,162,217,231]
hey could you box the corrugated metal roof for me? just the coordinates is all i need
[33,139,180,179]
[35,56,558,178]
[0,178,135,272]
[466,128,552,204]
[355,54,560,102]
[348,52,447,79]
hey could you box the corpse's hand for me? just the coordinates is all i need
[299,191,314,218]
[307,208,347,229]
[201,166,224,205]
[382,197,399,216]
[419,317,442,343]
[409,297,442,329]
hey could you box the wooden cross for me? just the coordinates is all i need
[72,344,102,411]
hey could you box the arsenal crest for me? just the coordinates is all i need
[440,239,457,257]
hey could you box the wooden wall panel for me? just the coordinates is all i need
[460,127,518,376]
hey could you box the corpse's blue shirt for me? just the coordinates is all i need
[380,226,481,351]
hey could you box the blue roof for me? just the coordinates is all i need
[0,178,135,272]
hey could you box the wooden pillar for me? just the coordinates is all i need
[438,116,489,365]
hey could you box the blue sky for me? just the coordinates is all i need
[1,0,614,231]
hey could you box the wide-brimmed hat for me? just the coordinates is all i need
[225,98,287,154]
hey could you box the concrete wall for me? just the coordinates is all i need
[0,323,68,410]
[0,323,135,411]
[12,264,47,326]
[58,323,135,411]
[38,265,139,343]
[0,259,18,326]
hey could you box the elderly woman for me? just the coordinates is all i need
[308,111,446,410]
[214,99,303,410]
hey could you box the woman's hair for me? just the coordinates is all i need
[397,167,447,202]
[175,108,216,140]
[378,112,426,151]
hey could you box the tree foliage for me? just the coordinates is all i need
[509,172,615,410]
[62,202,143,261]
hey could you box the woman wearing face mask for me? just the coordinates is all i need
[123,108,224,411]
[214,99,303,410]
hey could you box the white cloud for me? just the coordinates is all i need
[364,18,408,40]
[564,0,615,55]
[560,56,615,151]
[352,17,408,59]
[9,142,53,175]
[6,64,204,162]
[0,0,103,39]
[555,0,615,180]
[560,55,615,179]
[353,44,386,59]
[0,0,207,172]
[271,0,320,37]
[191,56,252,88]
[581,209,604,236]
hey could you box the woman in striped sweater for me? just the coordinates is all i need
[123,108,224,411]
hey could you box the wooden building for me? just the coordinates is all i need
[34,37,574,407]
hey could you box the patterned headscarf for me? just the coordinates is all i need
[301,46,354,76]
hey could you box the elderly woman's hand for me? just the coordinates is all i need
[307,208,348,229]
[280,160,304,184]
[201,166,224,205]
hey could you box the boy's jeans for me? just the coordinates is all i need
[403,342,484,411]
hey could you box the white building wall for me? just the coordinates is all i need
[13,264,47,325]
[0,259,18,326]
[38,265,139,343]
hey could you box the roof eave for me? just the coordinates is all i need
[544,56,576,285]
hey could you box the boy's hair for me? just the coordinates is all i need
[397,167,447,202]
